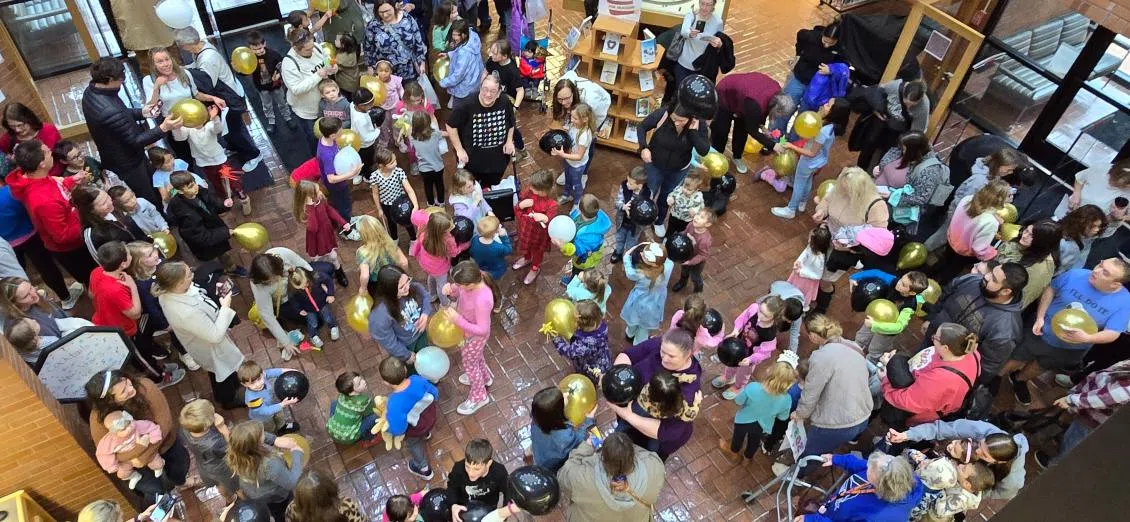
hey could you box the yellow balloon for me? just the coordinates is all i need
[359,75,388,105]
[319,42,337,62]
[149,231,177,258]
[432,57,451,82]
[313,117,323,138]
[231,223,270,251]
[772,150,798,177]
[279,434,312,468]
[336,129,363,151]
[427,310,465,349]
[248,303,261,325]
[701,151,729,178]
[345,294,374,334]
[394,117,412,138]
[544,298,577,339]
[1051,308,1099,342]
[998,223,1021,242]
[865,299,900,323]
[794,111,823,140]
[995,203,1018,224]
[309,0,339,13]
[743,139,763,156]
[558,373,597,426]
[169,99,208,129]
[897,242,928,270]
[915,279,941,317]
[815,179,836,201]
[230,46,257,75]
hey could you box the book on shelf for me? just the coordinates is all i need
[640,29,657,65]
[624,123,639,144]
[638,69,654,92]
[597,118,613,139]
[602,33,622,57]
[635,97,651,118]
[599,61,619,85]
[564,26,583,50]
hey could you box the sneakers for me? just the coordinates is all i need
[653,223,667,237]
[1055,373,1075,388]
[228,266,250,278]
[771,462,790,477]
[181,353,201,371]
[127,471,142,489]
[310,335,324,348]
[610,252,623,264]
[334,267,350,287]
[711,376,734,389]
[733,157,749,174]
[771,207,797,219]
[330,327,341,341]
[560,274,573,286]
[62,282,85,310]
[241,156,263,172]
[353,174,365,185]
[458,371,494,386]
[408,462,435,480]
[798,203,807,212]
[557,195,574,206]
[556,172,566,185]
[722,388,739,400]
[457,397,491,415]
[157,368,187,389]
[280,345,297,361]
[278,421,301,435]
[523,268,539,285]
[1010,372,1032,406]
[512,257,531,270]
[239,196,252,216]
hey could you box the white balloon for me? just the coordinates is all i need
[547,215,577,242]
[333,147,362,177]
[415,346,450,383]
[155,0,195,29]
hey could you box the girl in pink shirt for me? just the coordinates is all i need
[442,260,498,415]
[410,209,468,305]
[374,60,405,149]
[713,296,786,400]
[392,82,437,173]
[666,294,724,357]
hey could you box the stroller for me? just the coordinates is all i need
[510,4,553,113]
[740,455,850,521]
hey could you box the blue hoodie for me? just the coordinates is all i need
[439,30,484,99]
[531,417,596,472]
[568,208,611,269]
[806,454,924,522]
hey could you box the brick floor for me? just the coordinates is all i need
[135,1,1027,520]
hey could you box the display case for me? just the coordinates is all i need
[0,0,90,78]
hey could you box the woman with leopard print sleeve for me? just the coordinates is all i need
[608,329,703,461]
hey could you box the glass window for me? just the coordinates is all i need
[1047,89,1129,168]
[953,43,1052,142]
[0,0,91,78]
[992,4,1096,80]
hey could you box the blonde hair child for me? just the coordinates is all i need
[725,351,800,460]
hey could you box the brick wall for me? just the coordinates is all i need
[1068,0,1130,35]
[0,19,52,124]
[0,338,135,520]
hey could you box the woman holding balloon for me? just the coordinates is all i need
[250,248,314,361]
[141,47,227,166]
[366,265,432,367]
[609,329,702,461]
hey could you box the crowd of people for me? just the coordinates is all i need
[4,2,1130,522]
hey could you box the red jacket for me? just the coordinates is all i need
[4,168,82,252]
[882,349,980,426]
[1,124,64,178]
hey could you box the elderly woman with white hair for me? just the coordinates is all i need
[796,452,923,522]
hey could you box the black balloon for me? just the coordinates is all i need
[420,488,453,522]
[665,233,694,263]
[850,277,890,312]
[629,198,658,227]
[717,174,737,195]
[507,465,561,515]
[390,197,414,227]
[458,502,494,522]
[889,222,909,249]
[223,500,272,522]
[538,130,573,154]
[453,215,474,244]
[601,364,643,406]
[703,308,723,335]
[273,371,309,401]
[677,74,718,120]
[368,107,387,126]
[717,337,748,367]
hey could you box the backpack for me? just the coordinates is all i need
[937,352,981,421]
[187,68,248,113]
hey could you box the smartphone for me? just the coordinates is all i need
[150,494,178,522]
[588,427,605,450]
[694,20,706,32]
[216,278,233,297]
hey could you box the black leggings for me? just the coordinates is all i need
[731,422,766,459]
[420,169,446,205]
[55,245,98,287]
[12,234,69,299]
[380,203,418,241]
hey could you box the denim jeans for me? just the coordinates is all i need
[614,226,639,255]
[303,306,338,338]
[1054,419,1094,464]
[783,74,809,112]
[329,401,379,442]
[798,419,869,476]
[563,161,586,202]
[787,161,819,211]
[645,163,689,224]
[404,435,430,469]
[295,116,318,157]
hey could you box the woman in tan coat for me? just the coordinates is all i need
[556,432,665,522]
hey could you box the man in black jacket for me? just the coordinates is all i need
[81,59,181,206]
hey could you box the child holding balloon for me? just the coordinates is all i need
[411,210,467,305]
[316,117,359,220]
[442,260,497,415]
[373,60,404,148]
[513,169,559,285]
[293,180,350,286]
[771,98,850,220]
[528,387,596,472]
[550,300,611,383]
[558,194,611,285]
[621,242,676,344]
[667,294,725,357]
[369,147,420,243]
[713,296,786,400]
[850,269,929,363]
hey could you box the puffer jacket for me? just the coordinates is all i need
[81,83,164,181]
[924,273,1023,382]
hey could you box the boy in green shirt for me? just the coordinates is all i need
[326,371,379,447]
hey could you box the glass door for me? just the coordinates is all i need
[195,0,281,34]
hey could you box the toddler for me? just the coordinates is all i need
[469,215,512,280]
[318,78,351,126]
[620,242,675,344]
[449,169,492,223]
[409,111,447,206]
[96,410,164,489]
[369,147,420,243]
[518,40,546,101]
[293,180,350,285]
[383,492,425,522]
[787,226,831,306]
[147,147,207,204]
[667,294,724,357]
[411,209,467,305]
[550,299,611,383]
[552,103,596,206]
[54,140,123,191]
[771,97,847,220]
[171,104,250,215]
[529,387,595,472]
[238,361,300,434]
[289,268,339,348]
[442,260,497,415]
[565,268,611,314]
[672,207,715,293]
[611,166,651,264]
[724,352,799,460]
[559,194,611,284]
[327,371,379,446]
[665,168,706,235]
[907,449,995,521]
[108,186,168,235]
[713,295,785,400]
[513,169,558,285]
[286,9,329,43]
[246,30,293,133]
[333,34,361,100]
[850,269,929,362]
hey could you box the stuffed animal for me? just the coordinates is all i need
[370,395,405,450]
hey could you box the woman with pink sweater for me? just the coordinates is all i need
[667,294,724,357]
[410,209,469,305]
[712,296,786,400]
[936,180,1011,284]
[441,260,497,415]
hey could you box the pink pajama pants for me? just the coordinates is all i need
[724,365,753,389]
[462,336,489,403]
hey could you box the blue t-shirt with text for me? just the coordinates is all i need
[1043,268,1130,350]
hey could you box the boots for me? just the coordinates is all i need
[334,267,349,288]
[813,287,835,315]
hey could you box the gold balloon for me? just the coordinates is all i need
[345,294,374,334]
[248,303,261,325]
[558,373,597,426]
[169,99,208,129]
[231,223,270,252]
[230,46,257,75]
[772,150,798,177]
[359,75,388,105]
[313,117,323,138]
[394,117,412,138]
[865,299,900,323]
[149,231,177,258]
[815,179,836,201]
[744,139,763,156]
[1051,308,1099,342]
[794,111,824,140]
[336,129,362,151]
[998,223,1021,242]
[279,434,312,468]
[545,298,577,339]
[897,242,928,270]
[701,151,729,178]
[995,203,1018,224]
[915,279,941,317]
[432,57,451,82]
[309,0,339,13]
[319,42,337,62]
[427,310,465,349]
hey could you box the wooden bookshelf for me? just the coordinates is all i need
[570,15,665,152]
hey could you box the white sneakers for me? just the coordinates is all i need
[653,223,667,237]
[457,398,490,415]
[181,353,201,371]
[61,282,84,310]
[330,327,341,341]
[458,371,494,386]
[771,207,796,219]
[733,157,748,174]
[241,156,262,173]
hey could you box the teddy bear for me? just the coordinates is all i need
[370,395,405,450]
